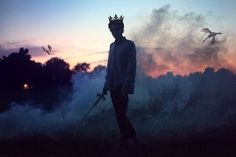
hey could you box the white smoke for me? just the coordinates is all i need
[1,67,236,140]
[0,70,114,139]
[133,5,235,77]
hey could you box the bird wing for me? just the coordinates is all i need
[48,45,52,51]
[42,46,50,54]
[202,28,211,33]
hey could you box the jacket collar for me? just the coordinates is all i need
[115,36,126,45]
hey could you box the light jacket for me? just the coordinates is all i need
[104,37,136,94]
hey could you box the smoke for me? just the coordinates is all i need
[1,68,236,140]
[0,70,114,139]
[1,5,236,141]
[132,5,235,77]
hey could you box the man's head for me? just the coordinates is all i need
[108,15,124,40]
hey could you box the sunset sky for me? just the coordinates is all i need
[1,0,236,71]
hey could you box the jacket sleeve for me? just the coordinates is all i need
[103,43,112,90]
[123,42,136,91]
[103,70,108,90]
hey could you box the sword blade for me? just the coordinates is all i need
[77,97,102,127]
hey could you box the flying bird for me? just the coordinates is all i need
[202,28,222,45]
[42,45,52,55]
[48,45,52,51]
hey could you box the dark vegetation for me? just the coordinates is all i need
[0,129,236,157]
[0,47,105,112]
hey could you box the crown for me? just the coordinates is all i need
[108,14,124,22]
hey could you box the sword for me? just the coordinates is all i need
[77,93,106,129]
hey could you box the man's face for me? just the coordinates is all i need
[109,25,123,40]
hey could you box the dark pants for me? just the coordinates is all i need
[110,86,136,140]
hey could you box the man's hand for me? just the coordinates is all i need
[103,86,108,95]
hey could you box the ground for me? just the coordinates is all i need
[1,130,236,157]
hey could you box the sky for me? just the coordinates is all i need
[0,0,236,69]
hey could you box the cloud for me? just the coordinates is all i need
[132,5,235,77]
[0,42,57,58]
[0,46,14,57]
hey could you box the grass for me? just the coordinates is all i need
[0,128,236,157]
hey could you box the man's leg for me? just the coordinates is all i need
[110,87,136,140]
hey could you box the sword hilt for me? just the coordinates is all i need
[96,93,106,101]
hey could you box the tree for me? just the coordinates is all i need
[0,47,32,90]
[92,65,106,72]
[44,57,72,87]
[73,62,90,73]
[0,49,73,112]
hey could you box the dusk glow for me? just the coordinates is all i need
[1,0,236,75]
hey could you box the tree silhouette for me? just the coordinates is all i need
[92,65,106,72]
[0,48,73,112]
[73,62,90,73]
[44,57,72,87]
[0,47,34,91]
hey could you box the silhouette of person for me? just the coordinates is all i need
[103,14,137,146]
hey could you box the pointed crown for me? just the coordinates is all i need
[108,14,124,22]
[108,14,124,28]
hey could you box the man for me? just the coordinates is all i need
[103,14,137,146]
